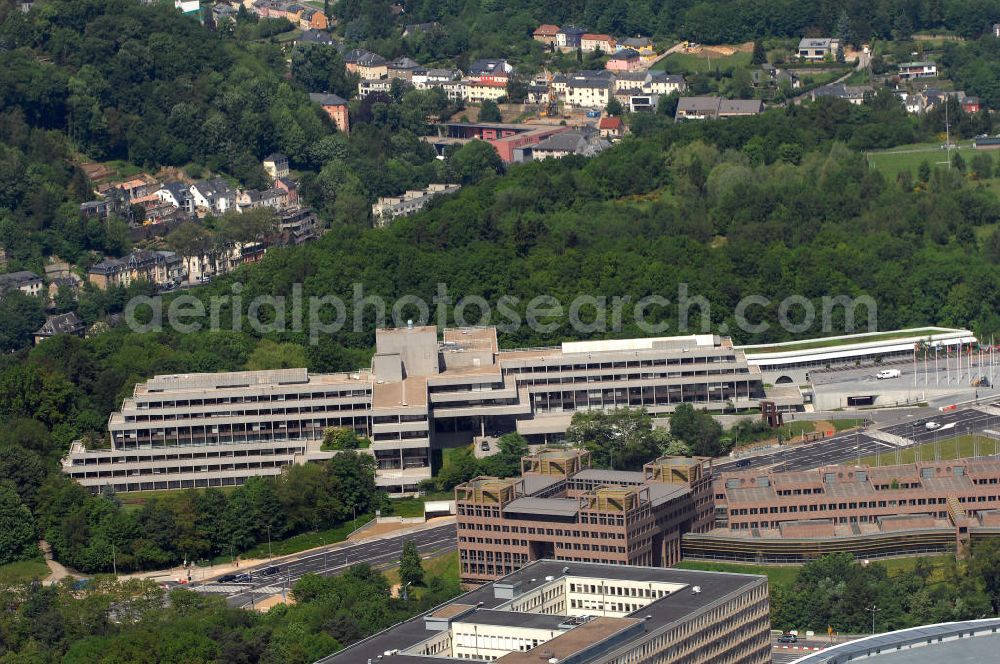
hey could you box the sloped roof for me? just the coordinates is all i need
[35,312,85,338]
[309,92,348,106]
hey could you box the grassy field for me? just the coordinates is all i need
[676,554,953,592]
[230,514,374,562]
[118,486,238,511]
[860,434,1000,466]
[675,560,799,591]
[865,141,975,180]
[653,50,751,74]
[744,328,943,354]
[0,560,51,585]
[831,418,866,431]
[390,497,426,518]
[384,550,460,593]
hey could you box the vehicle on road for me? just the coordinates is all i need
[234,573,252,583]
[217,574,237,583]
[876,369,901,379]
[925,421,941,430]
[777,633,797,643]
[259,566,280,576]
[735,459,751,468]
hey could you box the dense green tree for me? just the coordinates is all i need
[399,540,424,588]
[478,99,502,122]
[0,481,37,565]
[669,404,724,457]
[565,407,662,470]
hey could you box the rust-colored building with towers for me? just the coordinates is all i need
[455,449,714,583]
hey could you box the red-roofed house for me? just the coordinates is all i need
[963,96,982,114]
[598,116,625,139]
[581,33,615,52]
[533,24,560,45]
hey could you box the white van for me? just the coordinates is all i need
[876,369,901,379]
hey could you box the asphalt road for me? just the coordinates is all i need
[717,401,1000,474]
[189,523,457,608]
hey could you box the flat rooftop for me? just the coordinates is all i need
[316,560,766,664]
[372,376,428,408]
[503,497,579,517]
[495,617,640,664]
[737,327,973,357]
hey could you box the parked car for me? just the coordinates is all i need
[234,573,252,583]
[777,633,797,643]
[876,369,901,379]
[480,440,490,452]
[259,566,280,576]
[925,421,941,430]
[217,574,237,583]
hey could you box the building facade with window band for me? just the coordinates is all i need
[61,326,767,494]
[682,458,1000,563]
[455,449,715,583]
[314,560,771,664]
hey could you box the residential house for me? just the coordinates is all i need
[190,178,236,215]
[811,83,871,105]
[297,7,328,30]
[606,48,641,71]
[212,3,237,23]
[524,84,549,104]
[34,312,86,345]
[46,275,82,305]
[88,250,186,290]
[276,207,320,244]
[275,177,299,206]
[898,61,937,80]
[283,3,306,24]
[358,79,395,96]
[754,64,801,90]
[581,33,615,53]
[371,184,461,227]
[533,24,560,45]
[412,68,461,90]
[237,187,287,211]
[99,175,157,202]
[963,96,982,113]
[556,25,585,49]
[402,22,439,37]
[465,80,507,103]
[175,0,200,16]
[437,80,467,102]
[296,28,336,47]
[344,49,388,80]
[308,92,350,134]
[564,73,614,109]
[619,37,655,59]
[263,153,289,180]
[529,130,610,160]
[598,116,625,139]
[797,37,840,61]
[156,181,194,214]
[0,271,43,298]
[467,59,513,84]
[675,96,763,120]
[80,200,110,220]
[387,57,420,81]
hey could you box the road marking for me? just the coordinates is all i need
[976,405,1000,416]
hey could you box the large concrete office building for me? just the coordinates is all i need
[455,449,714,583]
[683,458,1000,563]
[316,560,771,664]
[62,325,764,494]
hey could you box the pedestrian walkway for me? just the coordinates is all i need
[975,405,1000,416]
[867,429,914,448]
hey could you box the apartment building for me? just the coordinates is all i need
[62,368,373,493]
[683,458,1000,563]
[87,250,185,289]
[371,183,462,226]
[62,326,766,494]
[316,560,770,664]
[456,450,715,583]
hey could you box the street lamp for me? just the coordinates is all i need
[867,604,880,635]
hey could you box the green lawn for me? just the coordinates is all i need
[119,486,237,511]
[389,497,426,518]
[860,434,1000,466]
[831,418,866,432]
[653,50,751,74]
[865,142,975,180]
[675,560,799,591]
[228,514,374,562]
[384,550,460,591]
[743,328,945,354]
[0,560,50,585]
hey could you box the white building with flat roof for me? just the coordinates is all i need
[63,327,771,494]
